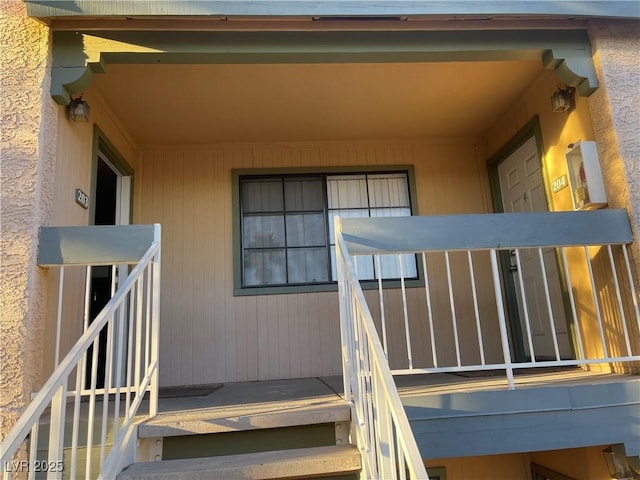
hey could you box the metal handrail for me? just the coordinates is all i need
[336,217,429,480]
[340,211,640,390]
[0,225,161,480]
[335,210,639,478]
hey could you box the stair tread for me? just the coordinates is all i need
[117,445,361,479]
[140,401,350,438]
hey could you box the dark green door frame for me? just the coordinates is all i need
[486,116,546,362]
[487,116,577,363]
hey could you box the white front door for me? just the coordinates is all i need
[497,136,573,360]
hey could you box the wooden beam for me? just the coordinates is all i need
[27,1,640,20]
[50,28,599,104]
[48,18,592,33]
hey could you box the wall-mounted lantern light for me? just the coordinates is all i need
[603,445,640,480]
[551,86,575,113]
[68,96,90,122]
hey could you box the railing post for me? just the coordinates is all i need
[335,216,352,405]
[514,249,536,362]
[398,255,413,370]
[375,254,389,357]
[606,245,633,356]
[2,224,163,480]
[622,245,640,335]
[335,222,429,480]
[537,248,561,361]
[54,267,64,367]
[444,252,461,367]
[467,250,486,366]
[149,225,162,417]
[70,360,83,479]
[584,246,609,358]
[47,381,67,480]
[490,249,515,390]
[422,252,438,368]
[28,422,39,480]
[81,265,92,393]
[134,277,144,408]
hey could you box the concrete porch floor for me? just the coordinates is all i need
[34,368,638,467]
[155,368,637,416]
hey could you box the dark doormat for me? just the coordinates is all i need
[158,383,224,398]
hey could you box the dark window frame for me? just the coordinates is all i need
[240,174,332,287]
[232,165,421,296]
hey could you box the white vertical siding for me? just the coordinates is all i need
[42,89,138,378]
[137,139,493,386]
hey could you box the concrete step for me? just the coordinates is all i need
[117,445,361,480]
[140,402,351,438]
[32,445,102,480]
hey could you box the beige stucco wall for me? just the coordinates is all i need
[0,1,57,439]
[584,20,640,371]
[0,2,141,439]
[588,19,640,275]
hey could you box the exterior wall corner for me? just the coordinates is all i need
[0,0,58,440]
[586,19,640,276]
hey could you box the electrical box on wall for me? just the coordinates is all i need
[565,141,608,210]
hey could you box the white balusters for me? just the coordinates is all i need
[335,217,428,479]
[0,225,162,479]
[422,253,438,368]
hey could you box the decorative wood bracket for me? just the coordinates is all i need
[542,49,599,96]
[52,31,155,104]
[51,29,599,105]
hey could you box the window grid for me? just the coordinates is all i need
[240,172,415,288]
[327,173,414,281]
[240,176,331,287]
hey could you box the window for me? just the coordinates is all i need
[241,176,328,286]
[238,170,417,290]
[531,464,575,480]
[327,173,417,282]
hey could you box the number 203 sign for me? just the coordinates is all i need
[75,188,89,209]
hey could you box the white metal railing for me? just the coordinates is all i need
[339,210,639,390]
[0,224,161,480]
[335,218,429,480]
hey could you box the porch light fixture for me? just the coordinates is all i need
[68,96,90,122]
[551,86,575,113]
[603,445,640,480]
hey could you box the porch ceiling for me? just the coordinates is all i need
[91,60,544,144]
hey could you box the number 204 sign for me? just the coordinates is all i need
[551,174,569,194]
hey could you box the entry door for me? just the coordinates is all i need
[497,136,572,360]
[86,152,132,388]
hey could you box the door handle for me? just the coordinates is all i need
[509,250,518,272]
